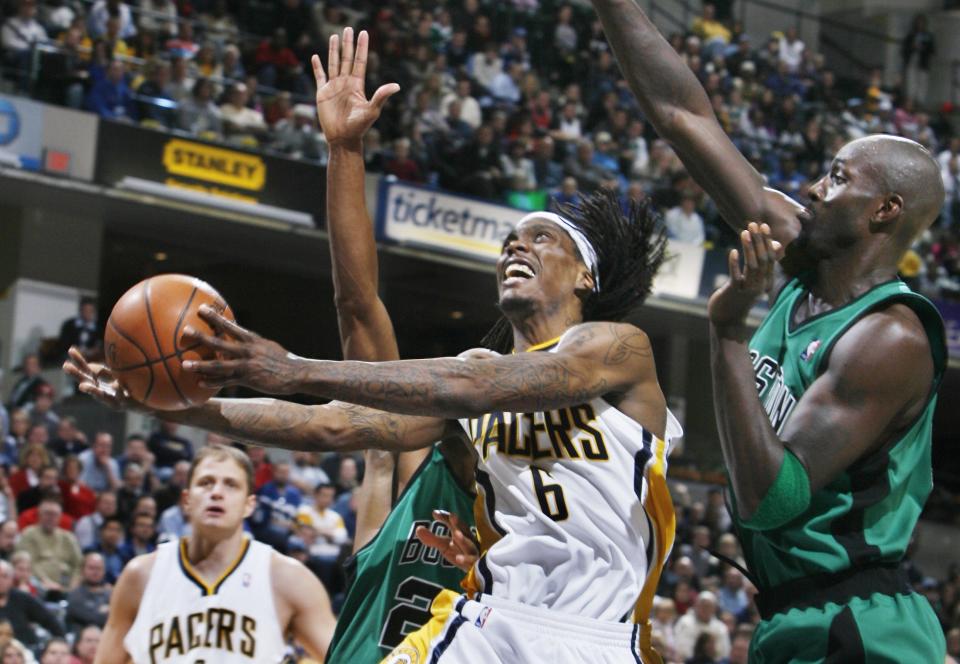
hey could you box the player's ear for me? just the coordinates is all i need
[871,193,903,230]
[574,266,595,296]
[243,492,257,519]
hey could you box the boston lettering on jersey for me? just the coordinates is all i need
[147,609,256,664]
[469,403,609,462]
[749,350,797,434]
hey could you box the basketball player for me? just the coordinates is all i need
[310,29,477,662]
[91,445,335,663]
[71,125,678,664]
[588,1,947,661]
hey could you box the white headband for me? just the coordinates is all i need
[517,211,601,293]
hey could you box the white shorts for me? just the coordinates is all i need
[382,590,662,664]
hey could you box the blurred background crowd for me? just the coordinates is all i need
[1,1,959,663]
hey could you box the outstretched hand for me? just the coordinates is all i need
[180,305,302,395]
[416,509,479,573]
[312,27,400,146]
[708,222,783,331]
[63,346,144,412]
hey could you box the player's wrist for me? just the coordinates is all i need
[328,138,363,154]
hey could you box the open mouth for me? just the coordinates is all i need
[502,260,535,286]
[204,506,225,517]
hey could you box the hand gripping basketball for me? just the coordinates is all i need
[181,305,302,394]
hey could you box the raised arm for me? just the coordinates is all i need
[315,29,431,542]
[708,226,934,526]
[182,317,662,429]
[589,0,802,246]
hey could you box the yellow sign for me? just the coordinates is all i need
[162,139,265,191]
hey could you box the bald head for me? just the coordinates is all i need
[843,135,944,241]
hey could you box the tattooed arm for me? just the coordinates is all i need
[183,319,663,426]
[156,397,447,454]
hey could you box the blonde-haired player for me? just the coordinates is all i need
[91,444,335,663]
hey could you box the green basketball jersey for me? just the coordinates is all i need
[326,446,475,664]
[735,277,946,590]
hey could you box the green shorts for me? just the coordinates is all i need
[749,591,945,663]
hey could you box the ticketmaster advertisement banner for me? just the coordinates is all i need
[376,179,520,262]
[95,120,324,225]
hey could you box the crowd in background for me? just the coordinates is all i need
[0,0,959,300]
[1,1,960,662]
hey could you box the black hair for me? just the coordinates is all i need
[314,482,335,493]
[482,187,668,353]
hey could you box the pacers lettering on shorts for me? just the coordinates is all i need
[469,403,609,462]
[147,609,256,664]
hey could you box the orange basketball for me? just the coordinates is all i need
[104,274,235,411]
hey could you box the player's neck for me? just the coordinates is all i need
[810,248,896,306]
[507,299,582,352]
[184,527,247,577]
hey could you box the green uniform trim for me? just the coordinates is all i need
[741,448,810,531]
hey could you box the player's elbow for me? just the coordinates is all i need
[332,292,380,322]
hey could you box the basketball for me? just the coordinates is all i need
[104,274,235,411]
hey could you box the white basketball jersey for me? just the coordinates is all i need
[124,537,286,664]
[459,338,683,623]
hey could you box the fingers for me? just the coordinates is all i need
[66,346,93,378]
[740,227,758,272]
[311,53,326,88]
[751,222,769,265]
[370,83,401,111]
[352,29,368,80]
[196,305,253,341]
[328,32,340,78]
[341,27,355,78]
[182,325,248,356]
[727,248,742,283]
[180,358,241,386]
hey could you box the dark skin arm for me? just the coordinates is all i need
[589,0,804,262]
[313,28,425,550]
[181,318,666,437]
[708,225,934,519]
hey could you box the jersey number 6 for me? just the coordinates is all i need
[531,466,569,521]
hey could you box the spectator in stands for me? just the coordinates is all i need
[4,410,27,460]
[289,452,328,496]
[88,0,135,40]
[219,43,244,81]
[531,136,564,191]
[0,522,17,562]
[8,445,49,500]
[73,492,116,551]
[15,465,58,514]
[26,385,59,439]
[500,139,537,191]
[10,550,39,596]
[247,445,273,490]
[297,483,348,589]
[718,567,749,617]
[48,418,87,460]
[135,57,175,127]
[15,494,82,594]
[443,78,482,130]
[115,464,146,525]
[490,61,524,107]
[332,488,358,541]
[252,461,301,551]
[152,460,187,514]
[86,518,123,583]
[651,597,679,662]
[146,421,191,477]
[78,433,119,494]
[0,476,13,525]
[65,552,110,634]
[563,139,613,193]
[165,20,198,60]
[272,104,327,162]
[39,637,70,664]
[384,137,424,183]
[691,3,731,58]
[177,77,222,136]
[470,42,502,94]
[201,1,240,48]
[157,496,188,542]
[254,28,302,92]
[6,355,46,411]
[84,58,136,120]
[72,625,100,664]
[551,176,581,210]
[726,632,751,664]
[777,27,805,74]
[220,82,268,141]
[138,0,177,38]
[119,512,156,563]
[675,591,731,661]
[0,560,64,650]
[2,0,49,90]
[902,14,935,108]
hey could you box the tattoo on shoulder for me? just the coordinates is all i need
[602,324,652,366]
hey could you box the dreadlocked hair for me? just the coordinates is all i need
[481,187,668,354]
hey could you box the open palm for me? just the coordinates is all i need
[312,28,400,145]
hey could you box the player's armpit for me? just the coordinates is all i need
[93,555,153,664]
[779,307,934,495]
[273,554,336,660]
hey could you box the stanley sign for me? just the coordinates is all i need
[162,139,265,191]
